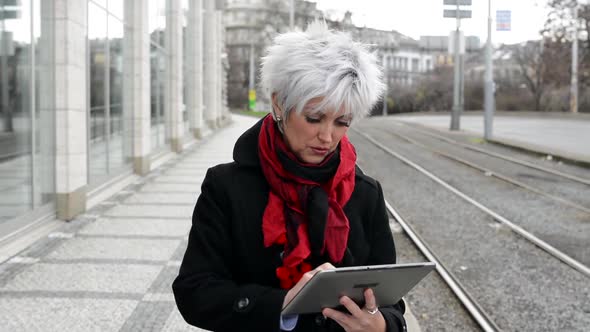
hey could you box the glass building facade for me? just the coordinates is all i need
[0,0,54,223]
[88,0,132,184]
[149,0,167,152]
[0,0,227,237]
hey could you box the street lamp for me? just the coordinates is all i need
[382,54,389,116]
[290,0,294,30]
[484,0,495,139]
[571,1,581,114]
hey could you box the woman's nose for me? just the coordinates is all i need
[317,124,333,143]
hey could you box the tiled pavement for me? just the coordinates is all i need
[0,114,420,331]
[0,115,258,332]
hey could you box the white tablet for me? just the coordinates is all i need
[281,262,435,315]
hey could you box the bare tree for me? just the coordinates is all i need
[508,41,549,111]
[544,0,590,94]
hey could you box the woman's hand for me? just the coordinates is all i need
[322,288,386,332]
[282,262,336,309]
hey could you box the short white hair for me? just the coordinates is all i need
[260,21,384,122]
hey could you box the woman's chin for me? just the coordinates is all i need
[299,155,325,165]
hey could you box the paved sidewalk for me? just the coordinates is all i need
[393,112,590,163]
[0,114,420,331]
[0,115,257,332]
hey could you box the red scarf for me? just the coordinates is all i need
[258,115,356,289]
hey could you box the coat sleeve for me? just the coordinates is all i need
[368,181,408,332]
[172,167,287,332]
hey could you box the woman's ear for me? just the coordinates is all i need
[271,93,283,122]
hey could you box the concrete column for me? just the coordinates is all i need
[38,2,55,204]
[187,0,204,139]
[203,0,217,130]
[166,0,184,153]
[216,10,224,128]
[124,0,151,175]
[220,15,230,126]
[42,0,87,220]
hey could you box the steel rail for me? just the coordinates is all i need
[383,128,590,215]
[354,130,590,278]
[383,199,501,332]
[396,121,590,186]
[356,163,501,331]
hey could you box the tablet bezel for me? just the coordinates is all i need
[281,262,435,315]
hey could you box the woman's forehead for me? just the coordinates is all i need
[301,97,350,117]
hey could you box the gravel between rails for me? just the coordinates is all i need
[358,123,590,268]
[386,221,480,332]
[385,121,590,209]
[348,128,590,332]
[395,120,590,183]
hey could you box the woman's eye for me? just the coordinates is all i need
[305,116,321,123]
[337,119,351,127]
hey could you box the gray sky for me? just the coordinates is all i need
[313,0,551,45]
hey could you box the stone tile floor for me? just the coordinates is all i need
[0,115,257,332]
[0,114,421,331]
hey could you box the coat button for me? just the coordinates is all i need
[314,314,326,326]
[236,297,250,311]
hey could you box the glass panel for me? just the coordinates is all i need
[35,0,54,207]
[108,14,129,171]
[148,0,166,46]
[150,44,165,151]
[107,0,123,21]
[88,2,108,182]
[0,0,33,221]
[90,0,107,8]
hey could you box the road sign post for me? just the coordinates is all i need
[444,0,471,131]
[484,1,497,140]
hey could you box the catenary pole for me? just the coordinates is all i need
[451,2,462,130]
[484,0,495,139]
[571,3,579,113]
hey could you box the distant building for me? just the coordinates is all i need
[224,2,486,108]
[225,3,440,108]
[224,0,321,109]
[333,12,434,89]
[466,44,525,86]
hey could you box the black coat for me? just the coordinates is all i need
[173,119,406,332]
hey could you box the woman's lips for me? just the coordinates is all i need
[310,147,330,155]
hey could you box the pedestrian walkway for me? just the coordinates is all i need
[0,114,420,331]
[0,115,256,331]
[393,112,590,164]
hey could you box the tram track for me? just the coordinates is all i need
[396,121,590,186]
[353,128,590,277]
[383,198,500,332]
[349,126,590,331]
[378,126,590,215]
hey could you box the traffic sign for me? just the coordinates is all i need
[496,10,511,31]
[443,9,472,19]
[248,89,256,111]
[444,0,472,5]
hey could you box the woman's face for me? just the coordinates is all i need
[276,97,352,164]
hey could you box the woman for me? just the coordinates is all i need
[173,21,406,332]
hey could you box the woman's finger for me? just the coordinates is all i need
[322,307,351,329]
[363,288,378,313]
[339,295,364,318]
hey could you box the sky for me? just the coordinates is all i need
[313,0,551,45]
